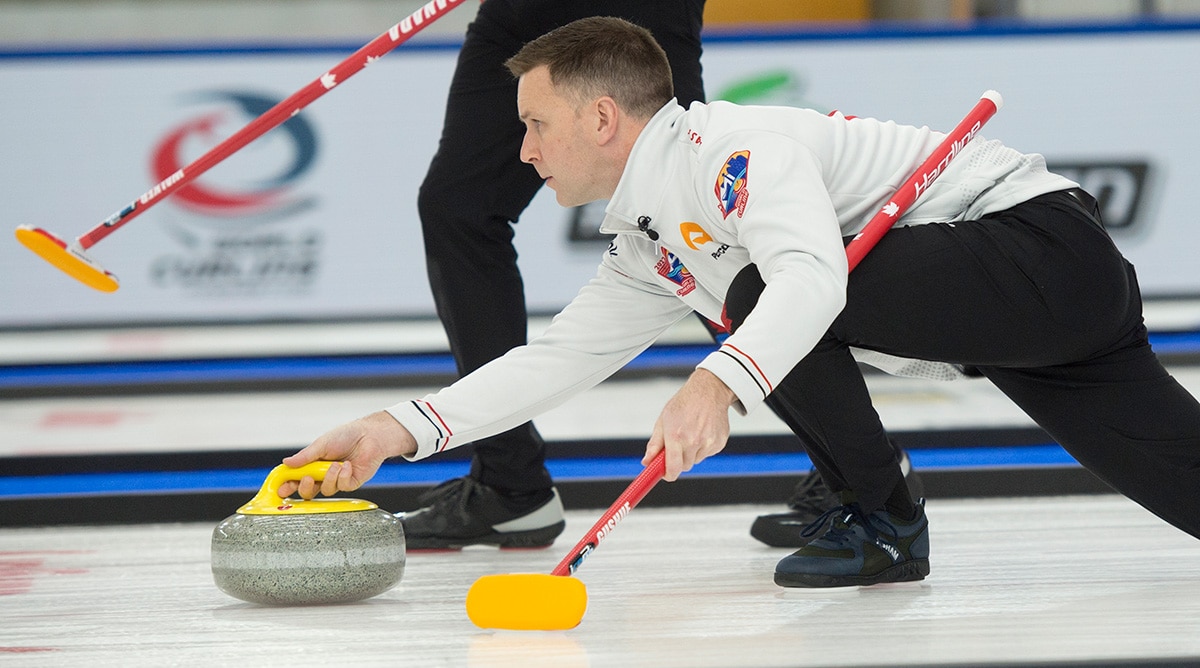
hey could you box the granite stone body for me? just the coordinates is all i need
[211,509,405,605]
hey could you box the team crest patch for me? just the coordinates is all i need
[655,247,696,296]
[715,150,750,219]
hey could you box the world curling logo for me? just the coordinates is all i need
[149,91,323,295]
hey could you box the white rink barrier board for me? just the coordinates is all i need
[2,23,1198,327]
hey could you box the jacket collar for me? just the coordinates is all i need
[599,100,687,236]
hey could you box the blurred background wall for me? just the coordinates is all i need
[2,0,1199,46]
[3,0,1200,327]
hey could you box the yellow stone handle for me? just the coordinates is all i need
[237,461,378,515]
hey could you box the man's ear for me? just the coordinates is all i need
[594,96,620,146]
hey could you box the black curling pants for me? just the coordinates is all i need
[725,189,1200,540]
[416,0,706,492]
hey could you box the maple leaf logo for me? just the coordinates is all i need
[320,72,338,89]
[365,55,381,66]
[882,201,900,217]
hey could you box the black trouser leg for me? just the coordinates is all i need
[724,264,903,510]
[418,8,549,492]
[725,190,1200,533]
[416,1,706,492]
[766,337,904,511]
[981,337,1200,540]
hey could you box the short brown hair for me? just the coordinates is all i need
[505,16,674,119]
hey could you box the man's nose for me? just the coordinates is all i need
[519,132,538,164]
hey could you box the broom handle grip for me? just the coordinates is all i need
[552,451,666,576]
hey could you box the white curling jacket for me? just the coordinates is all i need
[389,100,1076,460]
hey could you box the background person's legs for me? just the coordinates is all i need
[418,6,551,494]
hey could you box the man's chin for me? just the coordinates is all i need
[554,191,600,209]
[555,192,584,208]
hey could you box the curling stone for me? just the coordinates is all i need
[211,461,405,605]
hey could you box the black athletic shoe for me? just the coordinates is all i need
[750,449,924,548]
[773,500,930,588]
[398,476,565,550]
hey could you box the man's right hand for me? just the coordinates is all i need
[277,410,417,499]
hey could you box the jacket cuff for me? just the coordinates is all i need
[697,346,771,415]
[385,400,452,461]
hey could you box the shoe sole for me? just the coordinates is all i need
[773,558,930,588]
[406,520,566,551]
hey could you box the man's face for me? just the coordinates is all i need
[516,66,605,207]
